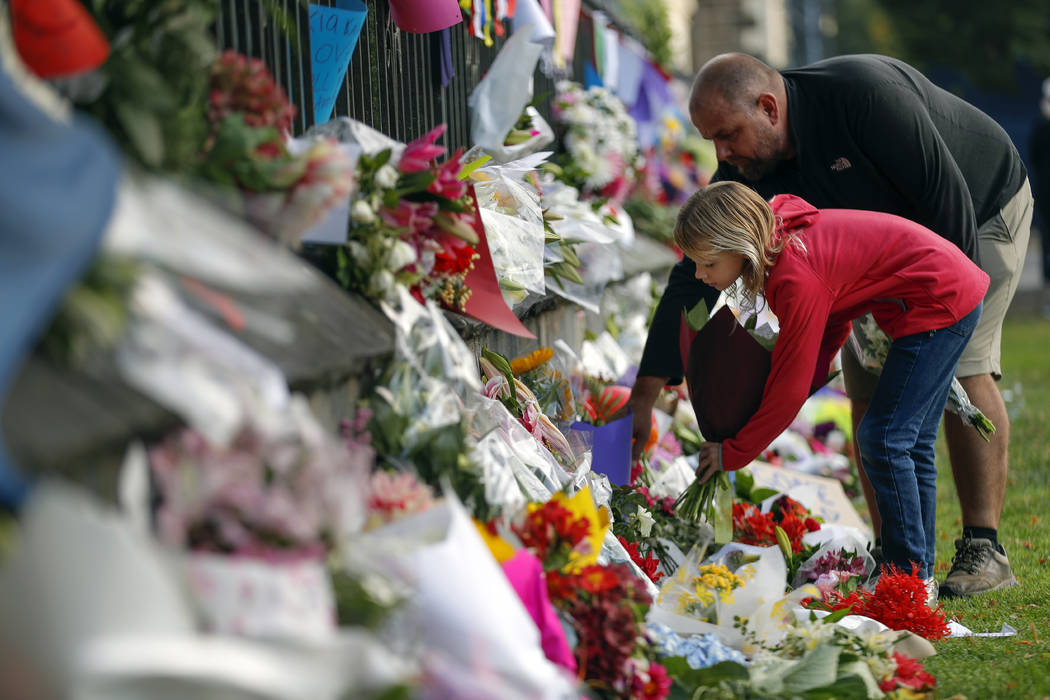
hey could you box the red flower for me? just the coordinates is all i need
[616,536,665,583]
[513,500,592,568]
[632,661,672,700]
[399,124,446,173]
[427,148,468,199]
[879,652,936,692]
[630,460,644,484]
[778,515,808,554]
[577,564,621,594]
[805,563,949,641]
[732,502,777,546]
[380,200,438,235]
[431,231,477,275]
[804,517,821,532]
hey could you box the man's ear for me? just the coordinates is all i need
[756,92,780,124]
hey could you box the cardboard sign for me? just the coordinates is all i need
[746,461,870,534]
[308,1,367,125]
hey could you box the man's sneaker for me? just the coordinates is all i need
[939,537,1019,598]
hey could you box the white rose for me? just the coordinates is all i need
[636,505,656,538]
[371,269,396,298]
[348,240,370,266]
[375,164,399,189]
[351,199,375,224]
[385,239,416,270]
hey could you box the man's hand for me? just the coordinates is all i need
[620,375,669,461]
[696,441,722,484]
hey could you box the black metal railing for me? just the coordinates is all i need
[214,0,579,151]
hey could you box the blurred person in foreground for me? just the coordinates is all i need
[628,53,1031,598]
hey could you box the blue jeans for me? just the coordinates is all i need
[856,302,982,579]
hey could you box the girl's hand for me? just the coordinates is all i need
[696,441,723,483]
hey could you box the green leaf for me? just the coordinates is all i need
[684,298,710,331]
[749,487,781,504]
[113,100,165,167]
[396,170,437,195]
[821,607,854,624]
[481,348,517,403]
[780,643,842,693]
[660,657,749,693]
[734,469,755,500]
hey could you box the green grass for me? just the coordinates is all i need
[926,313,1050,699]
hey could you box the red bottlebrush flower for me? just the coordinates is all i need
[399,124,447,173]
[806,563,950,641]
[632,661,673,700]
[879,652,936,692]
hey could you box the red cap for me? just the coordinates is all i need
[10,0,110,78]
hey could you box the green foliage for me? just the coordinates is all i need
[39,256,140,366]
[927,316,1050,696]
[617,0,673,70]
[623,198,679,245]
[82,0,218,171]
[842,0,1050,90]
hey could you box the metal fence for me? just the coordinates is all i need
[214,0,579,151]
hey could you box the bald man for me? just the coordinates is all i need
[629,53,1032,599]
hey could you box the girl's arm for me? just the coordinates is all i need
[719,272,835,470]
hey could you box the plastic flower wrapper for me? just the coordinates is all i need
[735,611,935,699]
[480,347,578,469]
[649,541,787,649]
[492,105,556,163]
[473,160,548,307]
[510,345,578,422]
[364,289,491,516]
[347,489,578,699]
[792,524,876,591]
[467,24,544,153]
[850,313,995,440]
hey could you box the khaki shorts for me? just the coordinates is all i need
[842,179,1034,400]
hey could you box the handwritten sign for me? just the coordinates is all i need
[309,1,367,125]
[745,461,870,535]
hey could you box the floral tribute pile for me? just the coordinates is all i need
[339,124,481,310]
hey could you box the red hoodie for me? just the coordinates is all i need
[720,194,989,470]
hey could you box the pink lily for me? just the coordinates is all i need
[399,124,447,173]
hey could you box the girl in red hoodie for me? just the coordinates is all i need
[677,181,988,588]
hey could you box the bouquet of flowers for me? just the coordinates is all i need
[198,51,355,245]
[479,348,577,468]
[148,423,368,557]
[549,81,641,203]
[802,564,951,641]
[503,489,669,699]
[336,123,481,310]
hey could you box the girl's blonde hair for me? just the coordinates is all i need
[673,181,782,306]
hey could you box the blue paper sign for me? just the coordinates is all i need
[309,1,367,125]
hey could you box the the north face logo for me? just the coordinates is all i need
[830,157,852,171]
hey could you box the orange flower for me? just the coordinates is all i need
[510,347,554,375]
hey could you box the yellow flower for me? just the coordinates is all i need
[473,518,516,563]
[510,347,554,375]
[552,486,610,573]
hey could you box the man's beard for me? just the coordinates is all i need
[732,130,786,181]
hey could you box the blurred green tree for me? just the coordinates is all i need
[834,0,1050,91]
